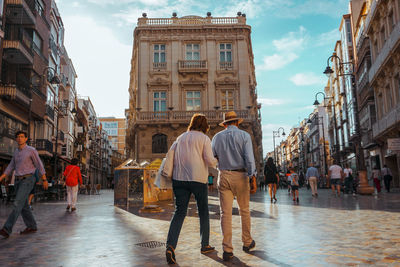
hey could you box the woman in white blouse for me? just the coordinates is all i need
[165,114,218,264]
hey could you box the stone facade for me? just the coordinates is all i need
[126,13,263,174]
[365,0,400,187]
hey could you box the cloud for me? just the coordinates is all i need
[257,26,307,71]
[258,98,285,106]
[62,15,131,117]
[289,72,326,86]
[315,28,340,47]
[275,0,349,19]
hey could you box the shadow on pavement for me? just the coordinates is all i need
[204,251,250,267]
[248,250,293,267]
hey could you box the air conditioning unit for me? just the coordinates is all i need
[77,126,83,133]
[77,145,83,152]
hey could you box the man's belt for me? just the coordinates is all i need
[227,168,246,173]
[15,174,34,180]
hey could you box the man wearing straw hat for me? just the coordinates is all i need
[211,111,256,261]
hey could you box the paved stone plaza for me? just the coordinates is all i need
[0,188,400,266]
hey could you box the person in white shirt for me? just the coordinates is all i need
[328,160,344,197]
[165,114,218,264]
[343,164,354,195]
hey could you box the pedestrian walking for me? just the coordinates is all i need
[211,111,256,261]
[343,164,354,195]
[290,169,300,203]
[165,114,218,265]
[381,165,393,193]
[371,167,381,194]
[264,157,279,203]
[286,170,292,194]
[328,160,344,197]
[305,163,319,197]
[63,158,83,212]
[0,131,48,239]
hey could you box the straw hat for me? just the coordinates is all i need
[219,111,243,127]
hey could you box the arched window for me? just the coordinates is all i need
[152,134,167,153]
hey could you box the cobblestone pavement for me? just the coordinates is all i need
[1,188,400,267]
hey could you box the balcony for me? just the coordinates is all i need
[219,61,233,70]
[49,37,58,58]
[5,0,36,25]
[369,22,400,84]
[137,16,245,27]
[361,130,376,149]
[178,60,207,74]
[3,28,34,64]
[135,110,255,123]
[0,84,31,106]
[33,139,53,156]
[372,103,400,138]
[45,105,54,121]
[153,62,167,70]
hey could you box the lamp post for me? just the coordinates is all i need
[323,54,365,172]
[313,91,340,164]
[273,127,285,165]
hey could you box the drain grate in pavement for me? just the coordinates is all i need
[135,241,166,249]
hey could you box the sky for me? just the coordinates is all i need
[55,0,349,155]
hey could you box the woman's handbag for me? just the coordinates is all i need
[154,141,177,189]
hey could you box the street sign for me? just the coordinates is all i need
[388,138,400,151]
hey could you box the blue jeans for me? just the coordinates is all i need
[3,175,37,234]
[166,180,210,249]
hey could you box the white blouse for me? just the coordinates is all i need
[171,130,217,184]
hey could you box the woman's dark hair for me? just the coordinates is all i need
[266,157,274,167]
[15,130,28,138]
[71,158,79,165]
[188,113,210,134]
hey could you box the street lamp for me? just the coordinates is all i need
[313,91,340,164]
[323,54,365,171]
[273,127,285,165]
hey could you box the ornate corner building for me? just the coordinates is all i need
[126,13,263,174]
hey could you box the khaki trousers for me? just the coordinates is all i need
[218,170,252,253]
[67,185,79,208]
[308,177,318,195]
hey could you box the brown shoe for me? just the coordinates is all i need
[0,228,9,238]
[71,207,76,212]
[66,205,70,211]
[20,228,37,235]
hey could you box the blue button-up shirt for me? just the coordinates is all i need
[4,145,46,177]
[306,167,319,179]
[211,125,256,177]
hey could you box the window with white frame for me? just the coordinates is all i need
[186,91,201,111]
[153,91,166,111]
[219,43,232,62]
[153,44,166,63]
[221,90,234,110]
[46,89,54,108]
[186,44,200,60]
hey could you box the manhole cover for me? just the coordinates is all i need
[135,241,166,248]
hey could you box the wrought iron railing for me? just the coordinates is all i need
[135,110,254,122]
[178,60,207,70]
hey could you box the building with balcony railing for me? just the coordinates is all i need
[0,0,53,172]
[126,13,263,174]
[364,0,400,187]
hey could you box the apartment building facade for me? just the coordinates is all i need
[126,13,263,174]
[365,0,400,187]
[0,0,52,173]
